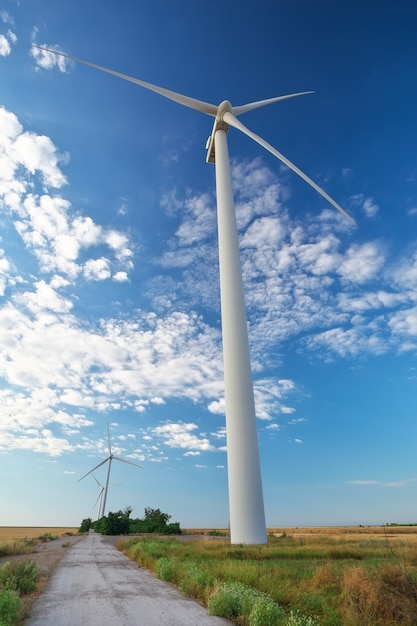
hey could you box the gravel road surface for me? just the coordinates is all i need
[26,531,229,625]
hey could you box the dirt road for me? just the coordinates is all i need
[26,531,229,625]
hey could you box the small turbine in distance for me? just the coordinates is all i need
[34,45,355,544]
[79,424,142,518]
[91,473,121,519]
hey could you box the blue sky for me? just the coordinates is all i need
[1,0,417,528]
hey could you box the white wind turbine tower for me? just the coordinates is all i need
[34,46,355,544]
[91,474,121,520]
[79,423,142,518]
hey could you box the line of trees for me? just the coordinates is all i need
[79,506,181,536]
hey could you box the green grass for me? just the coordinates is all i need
[0,559,39,626]
[117,531,417,625]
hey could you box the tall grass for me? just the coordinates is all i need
[117,530,417,625]
[0,559,39,625]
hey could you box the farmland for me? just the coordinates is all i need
[0,528,78,542]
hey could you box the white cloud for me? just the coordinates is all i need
[240,216,284,249]
[0,11,13,25]
[7,30,16,44]
[347,479,417,488]
[148,422,217,452]
[83,257,112,281]
[363,198,379,217]
[0,106,134,282]
[113,271,129,282]
[388,307,417,337]
[350,194,379,218]
[338,242,385,283]
[175,194,216,246]
[13,133,68,188]
[30,42,71,73]
[0,34,11,57]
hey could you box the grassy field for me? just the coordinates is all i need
[118,526,417,625]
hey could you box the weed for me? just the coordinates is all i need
[208,581,283,624]
[249,597,285,625]
[0,560,39,595]
[285,609,319,625]
[36,534,56,543]
[156,557,176,583]
[0,589,23,626]
[208,581,251,619]
[0,541,33,558]
[118,529,417,625]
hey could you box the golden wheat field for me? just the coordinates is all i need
[0,527,78,541]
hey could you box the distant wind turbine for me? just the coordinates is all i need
[91,473,121,519]
[34,45,355,544]
[79,424,142,517]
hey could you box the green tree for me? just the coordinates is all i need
[143,507,171,532]
[93,510,130,535]
[79,518,93,533]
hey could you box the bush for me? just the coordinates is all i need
[79,518,93,533]
[89,506,181,536]
[0,560,38,595]
[178,563,213,601]
[249,597,285,625]
[208,581,249,618]
[0,590,23,626]
[208,581,283,624]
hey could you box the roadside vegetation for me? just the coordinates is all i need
[79,506,181,536]
[116,526,417,625]
[0,528,77,625]
[0,528,77,559]
[0,559,39,625]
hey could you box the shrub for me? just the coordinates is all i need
[178,563,213,601]
[79,518,93,533]
[0,589,23,626]
[208,581,283,624]
[208,581,249,619]
[0,560,39,595]
[249,597,285,625]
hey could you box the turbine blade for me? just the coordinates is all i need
[112,455,143,469]
[91,473,102,487]
[31,46,218,117]
[223,111,355,224]
[77,457,110,482]
[94,489,104,509]
[232,91,314,117]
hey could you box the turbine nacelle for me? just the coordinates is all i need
[206,101,232,164]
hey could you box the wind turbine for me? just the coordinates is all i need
[91,474,121,519]
[79,423,142,518]
[34,46,355,544]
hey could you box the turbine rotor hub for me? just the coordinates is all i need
[217,100,232,122]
